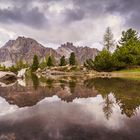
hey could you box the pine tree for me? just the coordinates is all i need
[69,52,76,65]
[118,28,139,47]
[31,55,39,72]
[103,27,115,51]
[59,56,67,66]
[93,49,113,72]
[47,56,54,67]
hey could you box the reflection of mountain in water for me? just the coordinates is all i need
[0,95,139,140]
[0,76,140,139]
[0,76,140,119]
[0,76,98,107]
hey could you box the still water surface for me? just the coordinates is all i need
[0,75,140,140]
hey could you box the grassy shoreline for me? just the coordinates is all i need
[95,68,140,78]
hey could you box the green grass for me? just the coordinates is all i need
[114,68,140,73]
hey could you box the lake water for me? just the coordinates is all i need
[0,75,140,140]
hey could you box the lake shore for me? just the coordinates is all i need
[35,67,140,78]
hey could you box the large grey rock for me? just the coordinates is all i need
[0,71,17,85]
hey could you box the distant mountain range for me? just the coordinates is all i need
[0,36,99,67]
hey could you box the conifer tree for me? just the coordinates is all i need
[118,28,139,47]
[69,52,76,65]
[59,56,67,66]
[47,56,54,67]
[103,27,115,51]
[31,55,39,72]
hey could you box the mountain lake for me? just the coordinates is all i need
[0,74,140,140]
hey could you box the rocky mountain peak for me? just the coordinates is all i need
[0,37,99,66]
[16,36,38,44]
[0,37,60,66]
[60,42,76,51]
[57,42,99,64]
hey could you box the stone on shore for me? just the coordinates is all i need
[0,71,17,85]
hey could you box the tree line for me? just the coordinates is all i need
[0,52,77,73]
[31,52,77,72]
[84,28,140,72]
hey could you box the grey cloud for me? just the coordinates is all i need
[66,0,140,30]
[105,0,140,29]
[0,6,47,28]
[1,0,140,29]
[64,8,85,23]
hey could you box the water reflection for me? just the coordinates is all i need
[85,78,140,118]
[0,95,139,140]
[102,94,114,120]
[0,76,140,139]
[31,73,39,90]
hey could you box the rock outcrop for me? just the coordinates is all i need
[0,71,17,86]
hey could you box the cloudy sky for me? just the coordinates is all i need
[0,0,139,49]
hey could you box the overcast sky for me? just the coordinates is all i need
[0,0,139,49]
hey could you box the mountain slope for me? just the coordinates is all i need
[0,37,60,66]
[0,37,99,66]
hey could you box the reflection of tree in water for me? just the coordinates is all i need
[59,80,67,90]
[31,73,39,90]
[84,78,140,118]
[69,80,76,94]
[118,98,139,118]
[46,79,54,89]
[103,95,114,120]
[84,79,95,89]
[39,76,54,89]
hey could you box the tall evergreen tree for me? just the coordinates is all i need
[47,56,54,67]
[59,56,67,66]
[69,52,76,65]
[103,27,115,51]
[118,28,139,47]
[31,55,39,72]
[93,49,113,72]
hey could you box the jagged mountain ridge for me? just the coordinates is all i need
[57,42,99,64]
[0,37,99,66]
